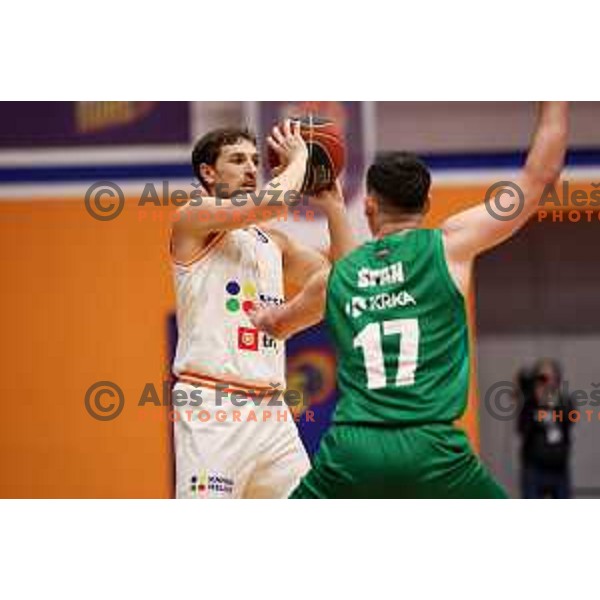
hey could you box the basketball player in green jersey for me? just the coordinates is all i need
[250,102,569,498]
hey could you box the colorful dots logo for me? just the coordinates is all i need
[190,471,208,497]
[225,280,256,314]
[226,298,240,313]
[242,281,256,297]
[226,281,240,296]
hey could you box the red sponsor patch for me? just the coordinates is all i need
[238,327,259,351]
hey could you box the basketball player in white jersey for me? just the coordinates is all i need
[170,119,340,498]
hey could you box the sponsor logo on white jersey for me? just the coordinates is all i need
[225,278,283,352]
[190,471,234,498]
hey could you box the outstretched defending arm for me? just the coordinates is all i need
[442,102,569,262]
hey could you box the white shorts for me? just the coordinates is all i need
[172,382,311,499]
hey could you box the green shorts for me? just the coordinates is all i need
[290,422,507,499]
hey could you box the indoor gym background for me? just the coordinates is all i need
[0,101,598,498]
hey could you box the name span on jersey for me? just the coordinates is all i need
[357,261,404,288]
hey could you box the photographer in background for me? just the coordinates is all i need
[517,359,575,498]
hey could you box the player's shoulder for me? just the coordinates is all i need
[333,229,440,269]
[332,240,373,274]
[385,227,442,254]
[259,226,322,260]
[260,225,286,247]
[170,230,229,268]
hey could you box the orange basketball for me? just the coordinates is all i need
[268,116,345,194]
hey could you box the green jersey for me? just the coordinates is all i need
[327,228,469,425]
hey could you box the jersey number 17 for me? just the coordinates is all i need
[353,318,419,390]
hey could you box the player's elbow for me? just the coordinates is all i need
[526,161,565,188]
[526,136,568,185]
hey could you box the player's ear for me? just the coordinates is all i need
[199,163,217,190]
[421,193,431,216]
[365,195,377,218]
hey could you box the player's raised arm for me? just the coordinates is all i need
[175,119,308,234]
[442,102,569,261]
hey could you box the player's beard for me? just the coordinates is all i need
[239,177,257,193]
[215,178,256,198]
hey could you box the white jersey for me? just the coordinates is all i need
[171,226,286,390]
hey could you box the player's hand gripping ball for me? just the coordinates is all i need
[268,116,346,194]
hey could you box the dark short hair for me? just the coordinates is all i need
[191,127,257,187]
[366,152,431,214]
